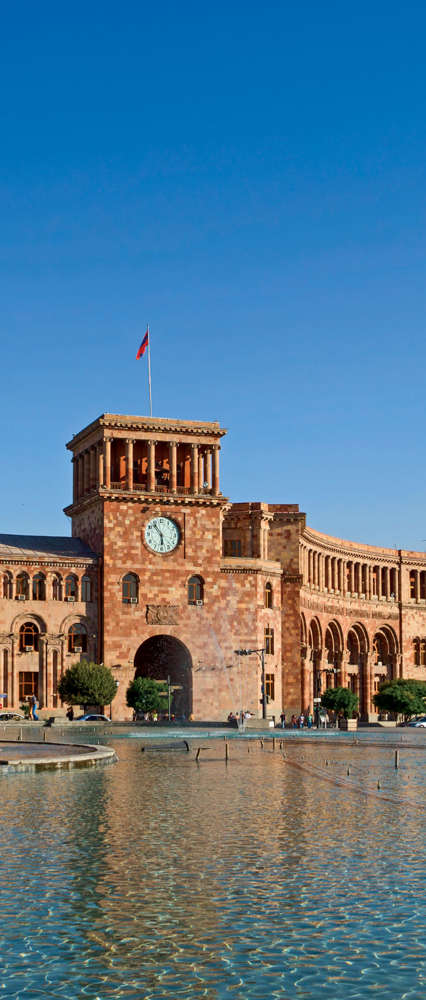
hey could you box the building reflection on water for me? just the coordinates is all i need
[0,738,424,998]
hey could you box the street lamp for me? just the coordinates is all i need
[314,666,338,728]
[234,648,267,719]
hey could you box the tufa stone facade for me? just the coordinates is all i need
[0,412,425,720]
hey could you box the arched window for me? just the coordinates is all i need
[264,627,274,655]
[188,576,204,605]
[413,638,420,666]
[32,573,46,601]
[122,573,138,604]
[19,622,39,652]
[68,623,88,654]
[2,572,12,599]
[65,574,78,601]
[421,640,426,667]
[52,574,62,601]
[81,576,91,602]
[16,573,29,600]
[420,572,426,601]
[264,582,273,608]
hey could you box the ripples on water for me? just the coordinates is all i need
[0,738,424,999]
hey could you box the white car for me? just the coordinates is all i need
[408,716,426,727]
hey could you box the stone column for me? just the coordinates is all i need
[198,450,204,489]
[10,637,16,708]
[301,652,309,711]
[148,440,156,492]
[363,655,373,717]
[190,444,199,493]
[72,457,78,502]
[213,445,220,495]
[104,438,111,489]
[339,652,348,689]
[126,438,134,491]
[98,444,104,488]
[204,450,212,489]
[341,560,347,596]
[378,566,382,600]
[39,638,48,708]
[169,442,177,493]
[349,562,354,594]
[415,570,420,603]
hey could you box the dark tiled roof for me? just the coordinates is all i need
[0,535,98,562]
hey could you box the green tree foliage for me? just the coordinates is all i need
[373,678,426,719]
[58,661,117,707]
[321,686,359,719]
[126,676,168,715]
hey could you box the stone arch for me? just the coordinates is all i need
[373,624,398,682]
[308,617,322,653]
[11,611,47,634]
[134,635,193,718]
[325,620,343,659]
[59,613,90,634]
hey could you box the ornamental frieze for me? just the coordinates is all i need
[146,605,179,625]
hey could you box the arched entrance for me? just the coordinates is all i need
[134,635,193,718]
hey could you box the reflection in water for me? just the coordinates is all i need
[0,740,424,998]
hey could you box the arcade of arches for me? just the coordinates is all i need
[300,616,399,716]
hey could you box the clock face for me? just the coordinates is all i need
[144,517,180,554]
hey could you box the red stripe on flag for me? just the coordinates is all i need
[136,330,149,359]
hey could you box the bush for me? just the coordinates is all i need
[126,676,168,715]
[373,679,426,720]
[58,662,117,708]
[321,686,359,719]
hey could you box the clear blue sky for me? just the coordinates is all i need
[1,1,426,550]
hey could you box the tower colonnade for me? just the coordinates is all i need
[70,416,224,503]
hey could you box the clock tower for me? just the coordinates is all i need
[64,413,228,718]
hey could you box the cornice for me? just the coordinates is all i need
[67,413,227,449]
[0,558,97,569]
[65,491,229,515]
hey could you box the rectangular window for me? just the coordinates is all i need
[19,672,38,701]
[265,673,275,701]
[410,572,416,599]
[223,539,242,557]
[264,627,274,655]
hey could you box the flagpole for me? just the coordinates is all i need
[147,324,153,417]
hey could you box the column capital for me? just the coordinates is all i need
[125,437,136,445]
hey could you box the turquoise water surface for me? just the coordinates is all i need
[0,735,424,999]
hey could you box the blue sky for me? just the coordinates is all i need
[1,1,426,549]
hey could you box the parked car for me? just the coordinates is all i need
[407,716,426,728]
[0,711,25,721]
[76,714,110,723]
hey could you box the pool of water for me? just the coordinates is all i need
[0,737,424,999]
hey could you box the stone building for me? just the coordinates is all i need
[1,412,425,719]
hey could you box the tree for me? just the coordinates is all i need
[58,661,117,708]
[126,676,168,715]
[321,686,359,719]
[373,678,426,720]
